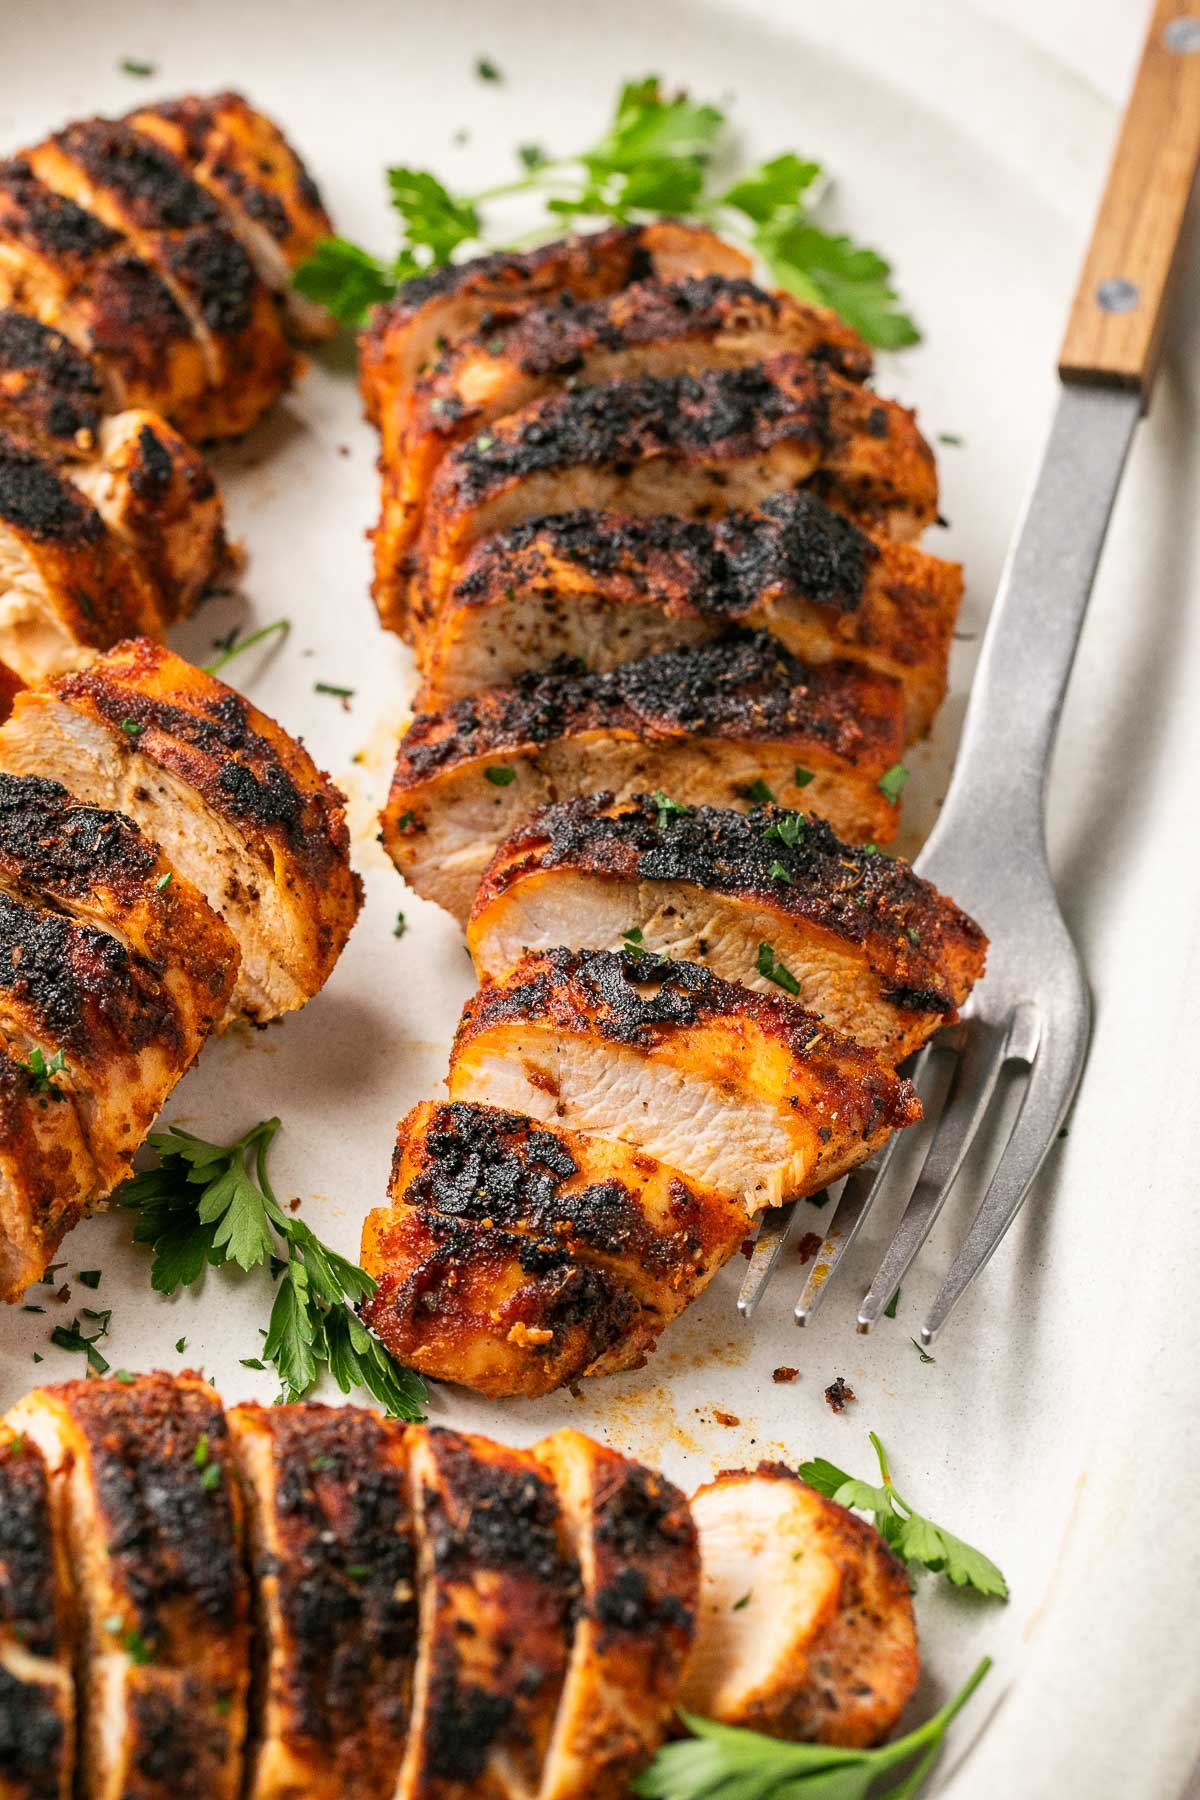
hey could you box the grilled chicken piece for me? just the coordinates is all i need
[418,497,961,738]
[0,306,104,456]
[226,1403,415,1800]
[0,770,237,1298]
[385,631,905,923]
[125,92,335,342]
[0,1426,75,1800]
[360,1100,748,1398]
[448,948,920,1210]
[380,278,870,630]
[398,1427,576,1800]
[25,121,294,440]
[6,1373,251,1800]
[408,359,936,628]
[0,638,361,1023]
[69,408,232,618]
[533,1429,698,1798]
[682,1464,919,1747]
[0,156,213,428]
[0,432,163,683]
[470,796,987,1065]
[360,221,752,430]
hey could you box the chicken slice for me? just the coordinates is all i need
[418,496,962,738]
[0,432,164,683]
[360,1100,748,1398]
[225,1402,415,1800]
[408,358,936,628]
[398,1427,576,1800]
[682,1464,919,1747]
[448,949,921,1210]
[384,631,905,923]
[359,220,752,430]
[380,276,871,627]
[0,1028,101,1305]
[0,157,212,427]
[469,796,987,1064]
[0,306,104,457]
[68,408,233,620]
[25,121,294,440]
[6,1373,251,1800]
[532,1429,698,1799]
[0,638,362,1023]
[0,1425,75,1800]
[126,92,336,341]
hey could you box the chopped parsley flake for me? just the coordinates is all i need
[793,767,815,787]
[878,762,909,805]
[484,765,517,786]
[756,942,801,996]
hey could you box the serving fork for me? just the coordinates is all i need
[740,0,1200,1344]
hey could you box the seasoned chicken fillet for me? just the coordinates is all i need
[682,1464,919,1747]
[226,1403,415,1800]
[379,276,870,628]
[0,432,163,683]
[359,221,752,432]
[6,1373,251,1800]
[360,1101,748,1398]
[397,1428,576,1800]
[0,1426,75,1800]
[125,92,335,341]
[419,497,962,738]
[408,358,936,627]
[385,631,905,922]
[448,948,920,1210]
[0,639,361,1023]
[532,1429,698,1798]
[0,307,104,456]
[470,796,987,1064]
[0,157,213,428]
[25,121,294,440]
[69,408,232,619]
[0,772,238,1298]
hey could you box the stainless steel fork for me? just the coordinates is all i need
[740,0,1200,1345]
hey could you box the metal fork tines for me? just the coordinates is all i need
[736,381,1137,1344]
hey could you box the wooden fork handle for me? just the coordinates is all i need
[1059,0,1200,397]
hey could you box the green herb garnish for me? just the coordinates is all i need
[21,1047,68,1095]
[767,861,793,885]
[293,76,919,349]
[799,1433,1007,1599]
[793,767,816,788]
[119,57,157,77]
[314,681,355,700]
[202,618,291,677]
[484,765,517,786]
[763,812,804,850]
[653,790,689,829]
[120,718,144,738]
[119,1119,427,1422]
[745,778,775,804]
[77,1270,102,1290]
[756,942,801,997]
[475,57,503,82]
[878,762,909,805]
[50,1313,111,1375]
[393,912,407,939]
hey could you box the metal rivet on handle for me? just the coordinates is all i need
[1163,17,1200,51]
[1096,278,1140,313]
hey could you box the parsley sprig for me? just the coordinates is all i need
[119,1119,427,1422]
[634,1657,991,1799]
[294,76,918,347]
[799,1433,1008,1599]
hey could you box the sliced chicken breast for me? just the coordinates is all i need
[6,1373,251,1800]
[469,796,987,1064]
[0,433,163,683]
[226,1402,415,1800]
[385,631,905,923]
[25,121,294,440]
[448,948,921,1210]
[0,306,104,457]
[69,408,233,619]
[533,1428,698,1799]
[360,1100,748,1398]
[0,157,213,427]
[359,220,752,430]
[0,1031,101,1307]
[408,358,937,628]
[126,92,336,341]
[397,1427,576,1800]
[419,497,962,738]
[0,638,361,1023]
[380,276,871,622]
[0,1425,75,1800]
[682,1464,919,1747]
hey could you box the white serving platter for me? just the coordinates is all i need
[2,2,1199,1793]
